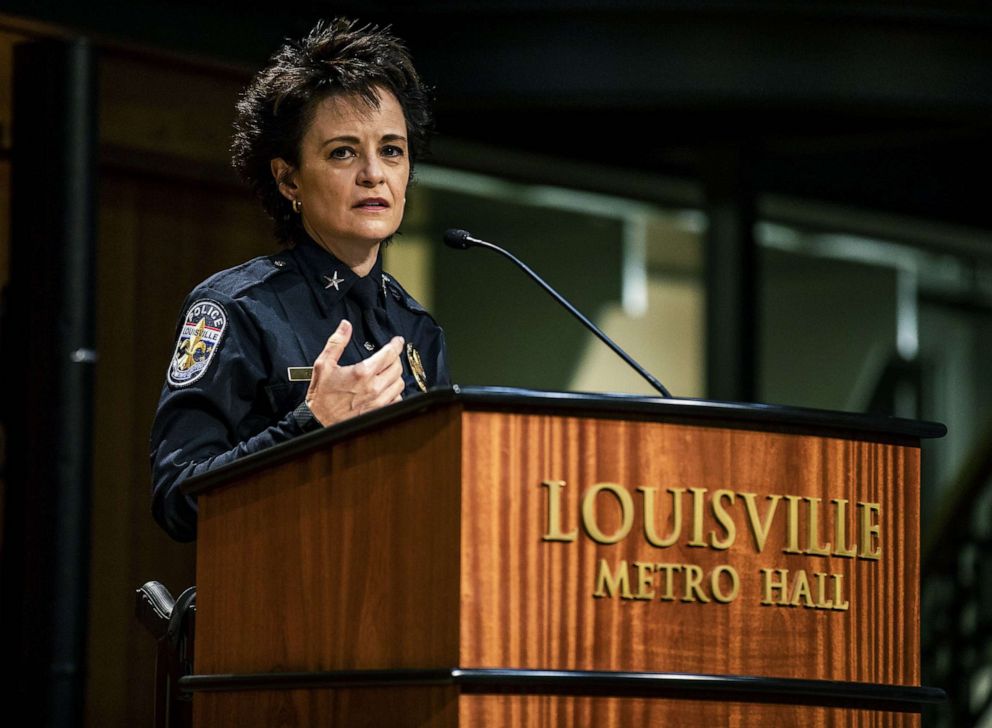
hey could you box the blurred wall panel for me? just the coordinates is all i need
[758,249,898,411]
[90,47,262,728]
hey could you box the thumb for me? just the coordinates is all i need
[320,319,353,366]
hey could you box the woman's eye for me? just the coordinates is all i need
[382,145,405,158]
[329,147,355,160]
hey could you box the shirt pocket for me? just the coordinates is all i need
[263,382,292,416]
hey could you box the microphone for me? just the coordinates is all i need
[443,228,673,398]
[443,229,475,250]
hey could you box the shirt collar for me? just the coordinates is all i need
[290,234,383,316]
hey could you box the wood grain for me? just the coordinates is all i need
[456,693,919,727]
[193,401,922,725]
[195,406,464,673]
[195,688,919,727]
[194,686,459,727]
[458,411,919,685]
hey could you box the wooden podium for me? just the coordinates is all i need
[181,386,945,726]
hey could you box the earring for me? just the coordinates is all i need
[292,199,303,214]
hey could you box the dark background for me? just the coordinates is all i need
[8,0,991,233]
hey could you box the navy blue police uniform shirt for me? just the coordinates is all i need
[150,236,450,542]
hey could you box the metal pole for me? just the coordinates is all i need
[1,37,97,727]
[702,144,758,403]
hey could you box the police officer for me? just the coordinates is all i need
[150,19,448,541]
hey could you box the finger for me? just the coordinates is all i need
[377,351,404,386]
[365,335,405,375]
[319,320,353,366]
[352,355,402,407]
[365,371,406,411]
[385,372,406,402]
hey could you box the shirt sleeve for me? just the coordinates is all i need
[149,290,305,542]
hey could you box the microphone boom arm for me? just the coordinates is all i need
[451,231,673,398]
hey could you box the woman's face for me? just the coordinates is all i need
[278,88,410,261]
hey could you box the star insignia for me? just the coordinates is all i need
[323,271,343,291]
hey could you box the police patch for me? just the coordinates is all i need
[168,299,227,387]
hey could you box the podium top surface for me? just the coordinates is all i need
[183,385,945,496]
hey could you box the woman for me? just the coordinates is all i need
[150,19,449,542]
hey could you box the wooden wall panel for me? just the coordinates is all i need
[0,29,19,153]
[459,411,919,685]
[88,170,272,725]
[99,50,247,166]
[86,42,260,728]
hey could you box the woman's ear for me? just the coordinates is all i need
[271,158,298,201]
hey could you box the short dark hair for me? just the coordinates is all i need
[232,18,432,243]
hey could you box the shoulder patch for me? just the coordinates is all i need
[168,299,228,387]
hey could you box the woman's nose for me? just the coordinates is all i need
[357,155,384,187]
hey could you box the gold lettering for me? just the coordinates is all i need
[582,483,634,544]
[626,561,652,600]
[783,496,802,554]
[709,489,737,550]
[814,571,834,609]
[710,565,740,603]
[639,486,684,548]
[805,497,832,556]
[831,498,857,558]
[790,569,815,607]
[682,564,711,603]
[654,563,681,601]
[760,570,849,611]
[831,573,850,611]
[593,559,632,598]
[541,480,577,542]
[760,568,790,605]
[688,488,707,547]
[858,503,882,560]
[741,493,781,553]
[631,562,655,600]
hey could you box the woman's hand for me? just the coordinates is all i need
[305,319,405,426]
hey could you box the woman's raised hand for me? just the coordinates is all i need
[304,319,405,426]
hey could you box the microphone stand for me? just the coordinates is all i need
[444,229,673,399]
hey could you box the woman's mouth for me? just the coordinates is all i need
[354,198,390,210]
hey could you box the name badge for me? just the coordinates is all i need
[287,367,313,382]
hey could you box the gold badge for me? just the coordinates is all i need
[406,343,428,392]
